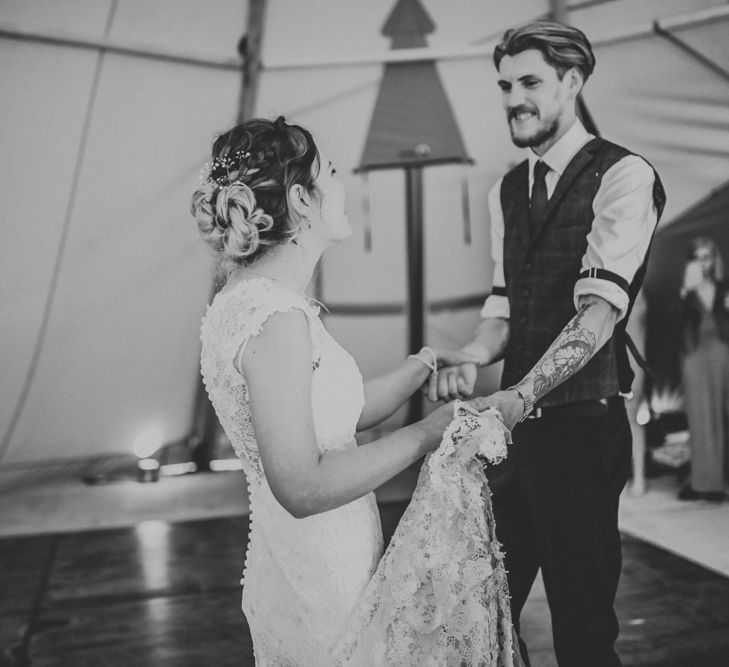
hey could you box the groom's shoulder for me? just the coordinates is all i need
[593,137,660,179]
[501,158,530,186]
[590,136,654,169]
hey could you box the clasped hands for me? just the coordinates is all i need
[424,348,525,431]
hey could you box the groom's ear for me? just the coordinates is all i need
[566,67,584,97]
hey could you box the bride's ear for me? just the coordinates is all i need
[287,183,314,221]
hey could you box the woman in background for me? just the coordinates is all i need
[678,236,729,502]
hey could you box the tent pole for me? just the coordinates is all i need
[405,166,426,423]
[549,1,601,137]
[550,0,569,22]
[0,23,242,71]
[568,0,620,10]
[191,0,268,472]
[577,96,599,135]
[238,0,268,123]
[653,21,729,84]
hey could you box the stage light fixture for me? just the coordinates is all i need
[137,457,160,483]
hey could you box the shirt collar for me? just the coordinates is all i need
[528,119,593,177]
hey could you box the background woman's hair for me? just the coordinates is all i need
[686,235,724,283]
[493,20,596,82]
[191,116,319,271]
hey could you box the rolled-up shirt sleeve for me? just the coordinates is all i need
[481,177,510,319]
[574,155,658,320]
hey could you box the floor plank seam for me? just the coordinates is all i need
[10,534,59,666]
[47,585,243,610]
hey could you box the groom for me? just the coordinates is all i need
[431,21,665,666]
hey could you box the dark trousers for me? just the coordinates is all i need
[487,399,632,667]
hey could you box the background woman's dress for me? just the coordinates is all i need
[682,296,729,493]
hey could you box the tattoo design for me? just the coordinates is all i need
[517,304,597,403]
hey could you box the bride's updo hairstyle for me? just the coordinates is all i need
[191,116,319,268]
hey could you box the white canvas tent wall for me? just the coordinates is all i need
[1,0,728,471]
[0,0,248,469]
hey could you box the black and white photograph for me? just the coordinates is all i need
[1,1,729,665]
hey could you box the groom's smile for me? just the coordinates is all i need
[510,106,537,120]
[509,105,539,124]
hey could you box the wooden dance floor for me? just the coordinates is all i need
[2,501,728,667]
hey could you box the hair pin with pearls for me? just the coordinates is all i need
[199,149,253,187]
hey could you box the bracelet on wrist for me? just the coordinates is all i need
[408,346,437,376]
[508,385,534,422]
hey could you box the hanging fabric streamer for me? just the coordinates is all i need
[461,169,471,245]
[361,172,372,252]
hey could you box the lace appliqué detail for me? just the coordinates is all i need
[332,401,519,666]
[199,278,325,477]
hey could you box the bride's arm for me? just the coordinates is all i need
[240,310,454,519]
[426,317,510,402]
[357,347,478,431]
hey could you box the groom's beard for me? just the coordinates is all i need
[508,108,560,149]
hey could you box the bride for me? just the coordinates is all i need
[193,116,520,665]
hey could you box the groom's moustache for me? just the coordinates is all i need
[508,106,539,121]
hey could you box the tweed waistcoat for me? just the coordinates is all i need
[500,137,666,407]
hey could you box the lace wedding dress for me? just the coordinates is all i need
[200,277,518,666]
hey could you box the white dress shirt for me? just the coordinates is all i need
[481,119,658,322]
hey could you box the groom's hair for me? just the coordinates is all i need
[494,21,596,82]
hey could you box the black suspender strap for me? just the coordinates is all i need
[624,331,655,381]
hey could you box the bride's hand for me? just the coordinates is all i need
[468,390,524,431]
[424,351,479,402]
[417,401,457,452]
[426,364,478,402]
[416,347,479,403]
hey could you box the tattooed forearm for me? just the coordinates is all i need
[530,306,596,399]
[515,301,606,406]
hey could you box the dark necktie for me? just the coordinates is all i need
[529,160,550,236]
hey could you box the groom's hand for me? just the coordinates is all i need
[468,390,524,431]
[426,363,478,402]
